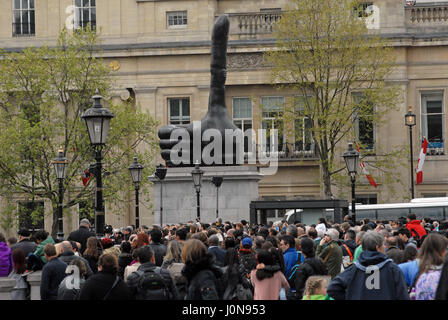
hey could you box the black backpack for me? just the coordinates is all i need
[135,267,171,300]
[410,228,424,248]
[287,251,304,289]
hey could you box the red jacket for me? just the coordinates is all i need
[406,220,427,239]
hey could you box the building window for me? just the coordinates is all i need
[261,97,285,153]
[74,0,96,31]
[12,0,35,37]
[293,97,314,154]
[421,92,444,155]
[355,194,377,205]
[18,201,44,232]
[353,93,375,152]
[167,11,187,29]
[232,98,253,152]
[168,98,190,125]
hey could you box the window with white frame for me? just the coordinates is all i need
[232,97,253,152]
[421,92,444,155]
[12,0,35,37]
[261,97,285,153]
[74,0,96,31]
[293,97,314,153]
[168,98,190,125]
[167,11,187,28]
[353,93,375,152]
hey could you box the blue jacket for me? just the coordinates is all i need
[398,260,419,287]
[327,251,409,300]
[283,248,298,277]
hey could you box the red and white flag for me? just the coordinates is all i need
[416,138,428,185]
[355,142,377,188]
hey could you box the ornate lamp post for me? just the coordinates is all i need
[191,161,204,220]
[81,92,114,236]
[128,157,144,229]
[211,176,223,219]
[53,147,68,242]
[405,107,416,199]
[154,164,167,226]
[343,143,360,224]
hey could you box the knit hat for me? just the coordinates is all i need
[241,237,252,248]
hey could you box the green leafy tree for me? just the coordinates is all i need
[264,0,405,199]
[0,27,158,237]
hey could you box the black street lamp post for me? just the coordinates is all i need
[343,143,360,224]
[405,107,416,200]
[129,157,144,229]
[211,176,223,219]
[53,147,68,242]
[191,161,204,220]
[81,92,114,236]
[154,164,167,226]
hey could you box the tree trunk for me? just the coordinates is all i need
[321,162,333,199]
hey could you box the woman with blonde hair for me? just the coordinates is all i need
[181,239,223,300]
[161,240,187,299]
[302,275,333,300]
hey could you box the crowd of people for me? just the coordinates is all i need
[0,213,448,300]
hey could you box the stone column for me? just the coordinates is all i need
[0,278,15,300]
[27,271,42,300]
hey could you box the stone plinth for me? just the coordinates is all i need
[27,271,42,300]
[0,278,15,300]
[149,166,263,225]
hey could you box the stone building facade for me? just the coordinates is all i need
[1,0,448,235]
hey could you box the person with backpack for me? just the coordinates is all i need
[279,235,299,278]
[397,228,418,250]
[292,237,328,300]
[181,239,224,300]
[238,237,257,280]
[340,229,356,269]
[161,240,187,299]
[222,246,253,300]
[126,245,179,300]
[406,213,427,246]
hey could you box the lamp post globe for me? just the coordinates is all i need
[53,147,68,242]
[81,91,114,236]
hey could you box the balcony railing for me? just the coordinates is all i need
[244,143,317,161]
[224,11,282,38]
[406,4,448,26]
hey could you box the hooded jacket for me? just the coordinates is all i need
[0,242,13,277]
[182,252,224,300]
[327,250,409,300]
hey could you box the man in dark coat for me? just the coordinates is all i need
[58,241,93,278]
[10,229,37,257]
[340,229,357,259]
[67,219,95,255]
[78,253,132,300]
[208,235,226,267]
[293,237,328,300]
[149,228,167,267]
[40,244,67,300]
[327,231,409,300]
